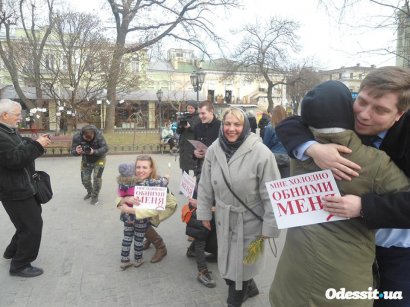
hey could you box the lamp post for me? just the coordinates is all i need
[190,68,206,104]
[156,89,163,131]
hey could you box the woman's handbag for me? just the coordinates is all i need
[32,171,53,204]
[181,203,196,223]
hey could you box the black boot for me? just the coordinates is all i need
[226,280,246,307]
[242,279,259,302]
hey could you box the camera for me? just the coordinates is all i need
[177,112,192,126]
[81,144,92,154]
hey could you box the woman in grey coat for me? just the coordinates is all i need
[197,107,280,307]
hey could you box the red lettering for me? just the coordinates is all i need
[294,198,308,213]
[276,200,296,216]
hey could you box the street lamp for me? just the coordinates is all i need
[190,68,206,103]
[156,89,163,130]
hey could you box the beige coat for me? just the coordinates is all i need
[197,133,280,290]
[270,130,410,307]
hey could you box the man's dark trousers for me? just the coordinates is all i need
[2,197,43,272]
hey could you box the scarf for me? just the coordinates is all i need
[218,108,251,162]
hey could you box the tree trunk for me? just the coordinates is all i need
[267,82,274,113]
[105,39,126,133]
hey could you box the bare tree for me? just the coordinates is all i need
[319,0,410,64]
[37,12,113,132]
[104,0,239,132]
[0,0,55,121]
[286,65,321,115]
[231,17,300,113]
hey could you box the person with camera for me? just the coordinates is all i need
[71,125,108,205]
[177,101,200,174]
[0,99,51,277]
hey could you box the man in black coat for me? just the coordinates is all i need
[193,101,221,178]
[0,99,51,277]
[276,66,410,307]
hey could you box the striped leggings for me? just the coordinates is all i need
[121,218,148,262]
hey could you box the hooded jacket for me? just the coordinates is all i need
[70,125,108,163]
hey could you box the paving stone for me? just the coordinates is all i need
[0,154,285,307]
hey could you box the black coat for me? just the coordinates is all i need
[258,113,270,138]
[186,207,217,254]
[193,116,221,177]
[276,111,410,229]
[177,114,200,171]
[193,115,221,148]
[0,123,45,201]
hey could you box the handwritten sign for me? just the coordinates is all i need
[188,140,208,150]
[265,170,346,229]
[133,186,167,210]
[179,172,196,198]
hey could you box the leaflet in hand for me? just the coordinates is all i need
[188,140,208,150]
[179,171,196,198]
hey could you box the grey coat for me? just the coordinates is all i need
[197,133,280,290]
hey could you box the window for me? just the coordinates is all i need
[208,90,215,103]
[225,90,232,103]
[131,57,140,73]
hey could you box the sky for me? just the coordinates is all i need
[67,0,397,70]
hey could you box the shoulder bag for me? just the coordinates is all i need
[32,171,53,204]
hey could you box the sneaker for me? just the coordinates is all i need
[83,193,92,200]
[134,258,144,268]
[90,197,99,205]
[120,261,133,270]
[197,269,216,288]
[186,247,196,258]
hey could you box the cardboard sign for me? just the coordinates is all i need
[133,186,167,210]
[265,170,346,229]
[179,172,196,198]
[188,140,208,150]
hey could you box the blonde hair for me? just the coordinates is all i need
[135,154,157,179]
[271,105,287,126]
[222,107,245,125]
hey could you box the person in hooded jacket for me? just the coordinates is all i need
[71,125,108,205]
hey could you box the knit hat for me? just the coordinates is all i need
[186,100,198,110]
[118,163,135,177]
[301,81,354,130]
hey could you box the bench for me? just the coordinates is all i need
[46,135,73,155]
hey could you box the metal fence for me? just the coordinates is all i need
[43,143,177,156]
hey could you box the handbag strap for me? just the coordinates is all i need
[221,171,263,222]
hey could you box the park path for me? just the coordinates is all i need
[0,154,285,307]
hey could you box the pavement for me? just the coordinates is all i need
[0,153,286,307]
